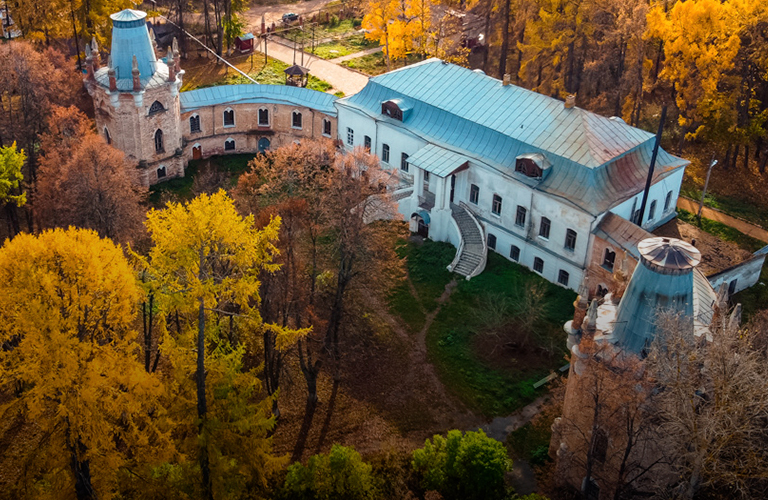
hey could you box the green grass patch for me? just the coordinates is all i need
[388,242,576,418]
[681,180,768,229]
[148,154,255,206]
[311,34,379,60]
[283,19,362,43]
[677,208,766,252]
[198,56,333,93]
[341,52,422,76]
[506,417,555,466]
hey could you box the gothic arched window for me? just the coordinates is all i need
[149,100,165,115]
[190,114,201,133]
[154,129,164,153]
[104,127,111,144]
[224,138,235,151]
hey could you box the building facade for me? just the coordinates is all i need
[335,60,688,290]
[86,9,338,187]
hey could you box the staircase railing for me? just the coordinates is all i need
[447,213,465,273]
[458,202,488,279]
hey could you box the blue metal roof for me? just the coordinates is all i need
[337,59,688,215]
[408,144,470,178]
[180,84,337,115]
[109,9,157,83]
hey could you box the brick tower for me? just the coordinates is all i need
[85,9,185,186]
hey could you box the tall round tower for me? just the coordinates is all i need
[610,236,702,354]
[85,9,185,185]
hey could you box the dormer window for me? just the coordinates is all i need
[381,99,411,121]
[148,100,165,115]
[515,153,550,180]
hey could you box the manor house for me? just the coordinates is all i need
[90,9,766,294]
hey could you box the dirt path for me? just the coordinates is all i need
[678,196,768,244]
[478,395,549,441]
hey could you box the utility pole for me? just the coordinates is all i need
[638,105,667,226]
[697,154,718,226]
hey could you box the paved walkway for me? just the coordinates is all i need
[677,196,768,244]
[264,38,369,96]
[330,46,382,63]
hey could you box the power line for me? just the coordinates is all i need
[143,0,258,84]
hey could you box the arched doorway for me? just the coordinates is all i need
[410,211,430,238]
[192,143,202,160]
[258,137,271,153]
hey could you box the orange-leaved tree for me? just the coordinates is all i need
[0,228,172,499]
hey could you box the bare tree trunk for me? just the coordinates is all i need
[497,0,511,79]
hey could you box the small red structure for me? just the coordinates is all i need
[235,33,255,54]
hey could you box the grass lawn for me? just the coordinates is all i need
[681,179,768,229]
[390,240,576,418]
[283,19,362,44]
[182,54,333,93]
[311,34,379,60]
[677,209,766,252]
[342,52,422,76]
[148,154,255,206]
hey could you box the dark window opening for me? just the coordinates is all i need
[382,144,390,163]
[323,119,332,136]
[515,206,527,227]
[364,135,371,152]
[492,194,502,215]
[649,200,657,220]
[515,157,543,178]
[593,429,608,463]
[539,217,551,239]
[148,100,165,115]
[104,127,111,144]
[558,270,569,286]
[603,248,616,271]
[292,111,302,128]
[401,153,409,172]
[533,257,544,273]
[190,115,201,133]
[487,233,496,250]
[258,108,269,126]
[154,129,164,153]
[565,229,577,251]
[157,166,167,178]
[664,190,673,212]
[729,279,738,295]
[470,184,479,204]
[597,284,609,297]
[225,139,235,151]
[347,127,354,145]
[223,109,235,126]
[510,245,520,261]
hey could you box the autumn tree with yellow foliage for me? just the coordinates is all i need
[139,191,301,499]
[0,228,172,499]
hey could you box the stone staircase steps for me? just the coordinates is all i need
[450,204,487,278]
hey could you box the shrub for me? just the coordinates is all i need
[283,444,379,499]
[412,430,511,500]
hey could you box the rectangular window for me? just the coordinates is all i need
[649,200,657,220]
[323,119,332,137]
[492,194,502,216]
[347,127,354,145]
[558,270,569,286]
[258,108,269,126]
[603,249,616,271]
[401,153,409,172]
[292,112,302,129]
[364,135,371,152]
[539,217,551,239]
[515,206,527,227]
[190,115,201,133]
[469,184,479,205]
[382,144,390,163]
[533,257,544,273]
[487,233,496,250]
[510,245,520,261]
[565,229,577,251]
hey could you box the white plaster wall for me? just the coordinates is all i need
[610,168,685,230]
[708,253,768,295]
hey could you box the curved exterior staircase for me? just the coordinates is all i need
[448,202,487,279]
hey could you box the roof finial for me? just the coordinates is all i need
[131,55,141,91]
[582,298,598,335]
[167,46,176,83]
[90,36,98,53]
[107,55,117,91]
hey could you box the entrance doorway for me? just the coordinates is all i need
[192,144,202,160]
[258,137,271,153]
[410,212,430,238]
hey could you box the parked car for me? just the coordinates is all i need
[282,13,299,23]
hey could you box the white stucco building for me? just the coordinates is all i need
[335,60,688,290]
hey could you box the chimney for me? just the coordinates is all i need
[167,46,176,82]
[502,73,511,86]
[90,37,100,70]
[132,55,141,91]
[565,94,576,109]
[107,55,117,91]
